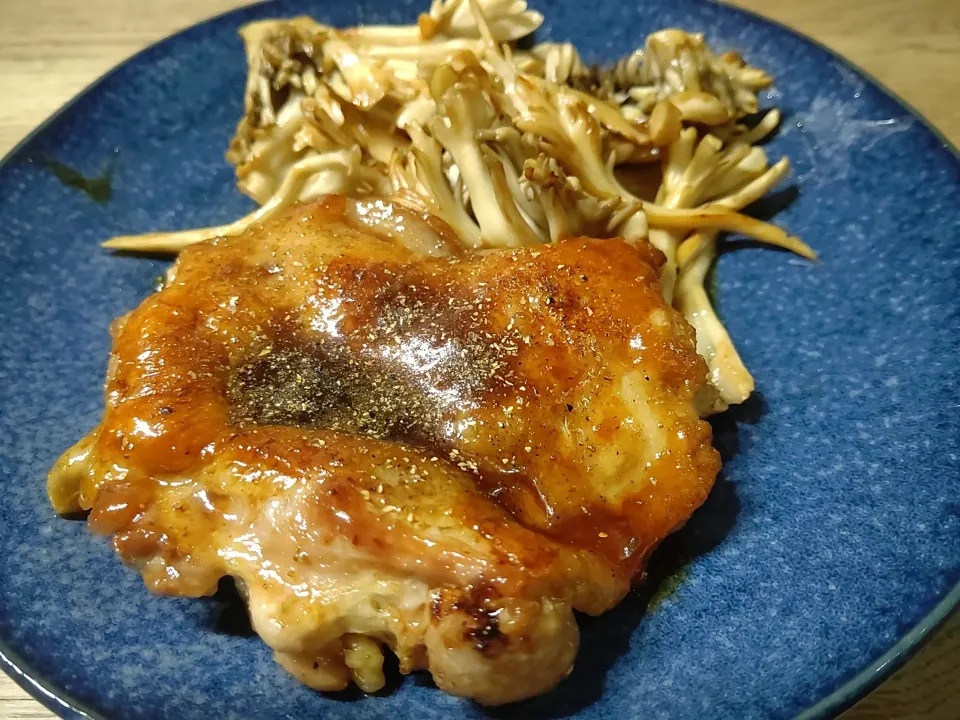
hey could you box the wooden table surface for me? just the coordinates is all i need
[0,0,958,717]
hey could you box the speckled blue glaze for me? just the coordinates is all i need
[0,0,958,718]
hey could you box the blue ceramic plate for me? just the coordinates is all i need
[0,1,957,718]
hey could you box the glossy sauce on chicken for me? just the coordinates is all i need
[49,196,720,704]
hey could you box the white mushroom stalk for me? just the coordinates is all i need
[103,149,386,252]
[346,0,543,46]
[101,0,816,413]
[674,230,749,414]
[648,127,814,304]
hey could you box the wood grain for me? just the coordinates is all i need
[0,1,957,718]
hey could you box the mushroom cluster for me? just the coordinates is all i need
[106,0,816,412]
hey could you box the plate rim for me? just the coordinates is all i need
[0,0,957,718]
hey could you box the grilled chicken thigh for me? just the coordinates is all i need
[49,196,719,704]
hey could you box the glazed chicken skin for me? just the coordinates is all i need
[49,196,720,705]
